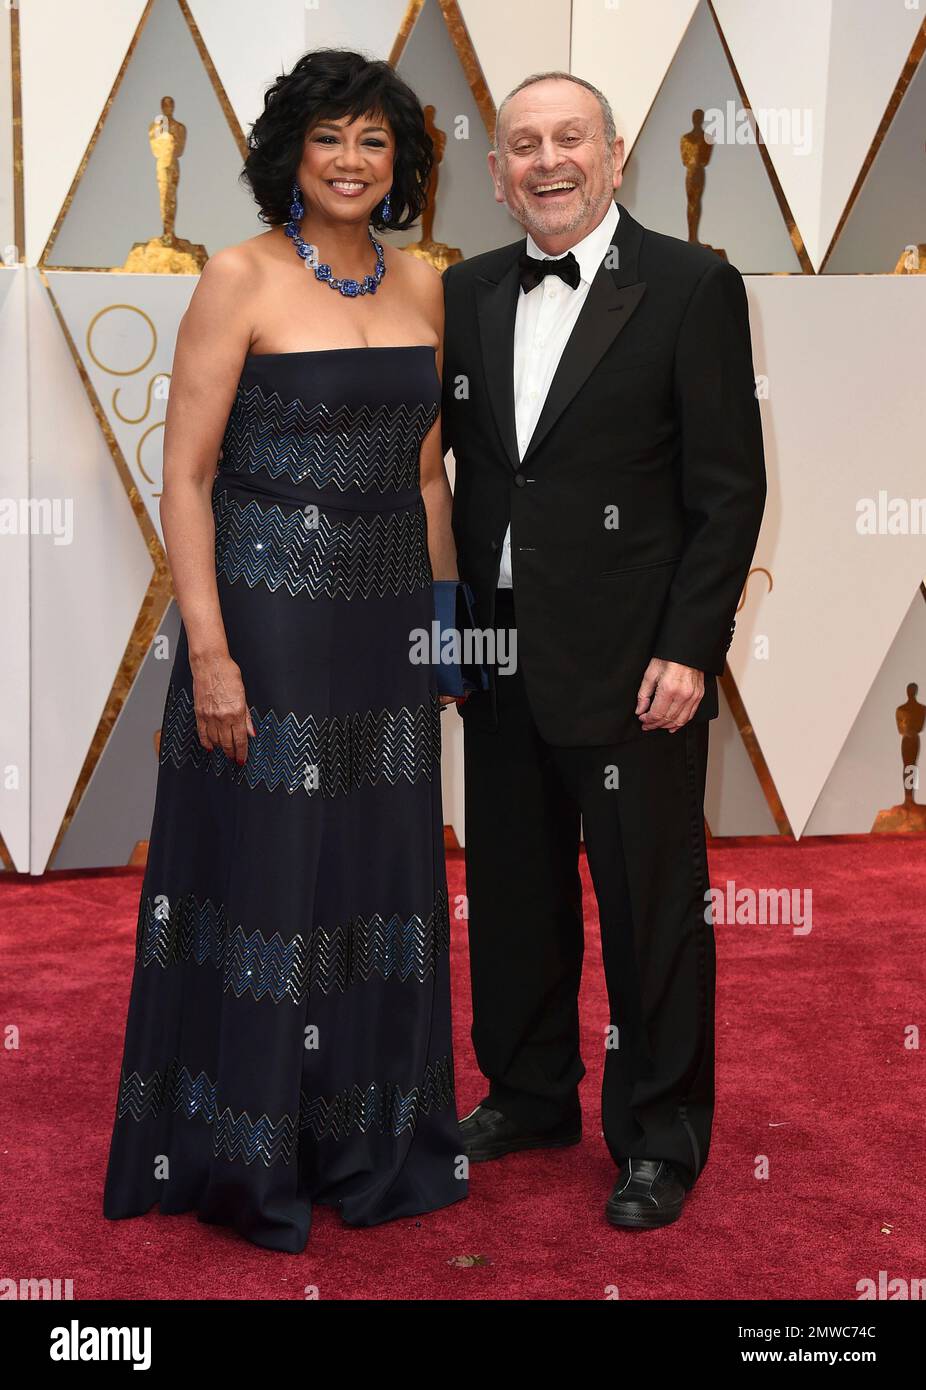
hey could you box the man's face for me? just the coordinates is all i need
[488,79,623,246]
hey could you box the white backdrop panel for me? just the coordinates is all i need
[570,0,699,155]
[48,271,198,546]
[28,269,154,872]
[19,0,148,265]
[459,0,571,114]
[713,0,924,271]
[735,274,926,839]
[805,588,926,835]
[0,268,31,870]
[0,4,14,259]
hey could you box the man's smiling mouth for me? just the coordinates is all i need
[529,180,579,199]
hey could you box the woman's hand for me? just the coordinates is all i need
[191,651,256,764]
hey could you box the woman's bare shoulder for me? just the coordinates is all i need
[384,245,443,319]
[178,238,274,355]
[188,234,281,336]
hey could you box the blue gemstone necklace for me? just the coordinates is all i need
[284,182,386,299]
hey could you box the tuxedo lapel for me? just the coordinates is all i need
[475,250,523,472]
[520,202,647,467]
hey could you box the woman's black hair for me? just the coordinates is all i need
[242,49,433,233]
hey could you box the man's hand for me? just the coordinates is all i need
[636,658,704,733]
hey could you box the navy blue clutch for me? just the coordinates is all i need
[432,580,490,699]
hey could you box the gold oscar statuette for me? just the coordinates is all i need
[872,682,926,832]
[123,96,207,273]
[402,106,462,272]
[681,109,727,263]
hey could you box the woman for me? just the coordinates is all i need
[103,49,467,1252]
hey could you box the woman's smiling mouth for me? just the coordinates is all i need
[327,179,368,197]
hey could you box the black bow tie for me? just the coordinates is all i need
[518,248,581,293]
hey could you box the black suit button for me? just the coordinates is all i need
[490,540,499,552]
[514,474,526,488]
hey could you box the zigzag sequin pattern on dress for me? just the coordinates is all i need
[158,684,441,796]
[219,381,438,493]
[212,488,431,600]
[135,889,452,999]
[114,1054,456,1165]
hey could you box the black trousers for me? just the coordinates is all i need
[462,589,715,1188]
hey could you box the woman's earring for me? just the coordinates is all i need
[381,190,392,223]
[290,181,304,220]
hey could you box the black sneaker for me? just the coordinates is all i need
[605,1158,687,1228]
[459,1103,581,1163]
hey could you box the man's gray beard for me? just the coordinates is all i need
[518,190,593,239]
[508,177,614,243]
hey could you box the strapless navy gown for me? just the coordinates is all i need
[103,346,467,1253]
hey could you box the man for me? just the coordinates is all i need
[440,72,766,1228]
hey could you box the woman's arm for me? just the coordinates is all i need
[417,265,458,583]
[160,246,257,763]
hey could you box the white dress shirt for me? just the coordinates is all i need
[498,199,620,588]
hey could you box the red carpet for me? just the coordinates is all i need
[1,840,923,1300]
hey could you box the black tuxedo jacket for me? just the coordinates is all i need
[440,202,767,746]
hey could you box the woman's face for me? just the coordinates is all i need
[297,111,395,225]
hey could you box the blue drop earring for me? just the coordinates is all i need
[290,181,304,221]
[381,190,392,224]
